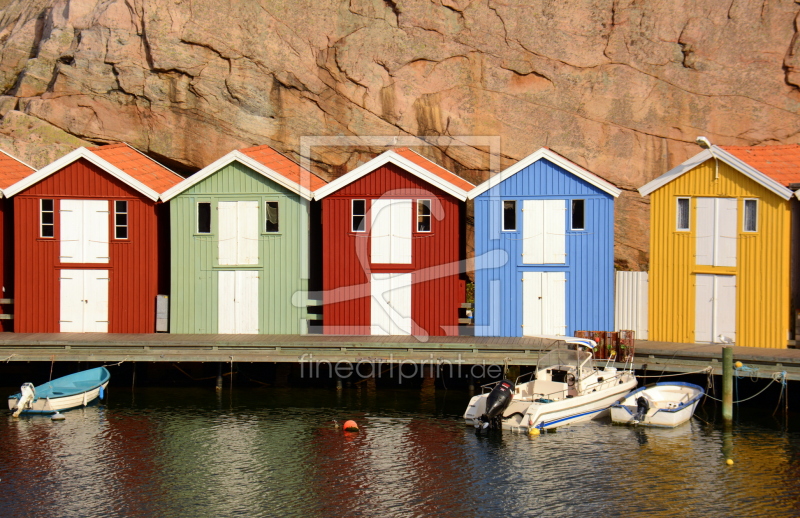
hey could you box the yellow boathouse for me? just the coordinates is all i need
[639,144,800,349]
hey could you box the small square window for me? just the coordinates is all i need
[571,200,585,230]
[40,199,54,238]
[352,199,366,232]
[197,202,211,234]
[676,198,690,231]
[114,200,128,239]
[502,201,516,231]
[743,199,757,232]
[265,201,279,233]
[417,199,431,232]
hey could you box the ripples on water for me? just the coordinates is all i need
[1,387,799,518]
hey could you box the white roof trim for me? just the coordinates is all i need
[638,146,794,200]
[3,147,161,201]
[160,150,316,201]
[467,148,621,199]
[313,150,471,201]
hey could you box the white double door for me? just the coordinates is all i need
[371,273,412,335]
[695,274,736,343]
[522,271,566,336]
[218,270,259,334]
[60,270,109,332]
[522,199,566,264]
[60,199,109,263]
[371,199,412,264]
[696,198,737,267]
[218,201,259,265]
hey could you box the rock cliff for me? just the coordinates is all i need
[0,0,799,269]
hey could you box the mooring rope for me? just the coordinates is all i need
[703,370,784,404]
[2,353,15,362]
[102,356,129,368]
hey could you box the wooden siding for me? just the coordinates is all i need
[14,158,162,333]
[0,199,12,331]
[648,159,791,348]
[473,158,615,337]
[169,161,308,334]
[322,163,464,336]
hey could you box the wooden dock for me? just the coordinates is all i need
[1,333,799,381]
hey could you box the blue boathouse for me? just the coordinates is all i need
[469,148,621,337]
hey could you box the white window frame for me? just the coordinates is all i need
[264,200,280,233]
[40,199,55,238]
[676,197,690,231]
[743,198,758,233]
[416,199,431,233]
[352,199,366,233]
[571,199,585,231]
[197,201,212,234]
[502,200,517,232]
[114,200,129,240]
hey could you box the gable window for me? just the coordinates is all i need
[40,199,54,238]
[571,199,585,230]
[197,202,211,234]
[743,199,757,232]
[265,201,279,233]
[502,200,516,231]
[417,199,431,232]
[352,199,366,232]
[676,198,690,231]
[114,201,129,239]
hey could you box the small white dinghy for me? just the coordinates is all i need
[611,382,704,427]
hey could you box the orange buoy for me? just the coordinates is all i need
[343,420,359,431]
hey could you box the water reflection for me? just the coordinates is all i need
[0,388,798,517]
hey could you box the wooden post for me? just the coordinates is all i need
[722,347,733,421]
[216,363,223,392]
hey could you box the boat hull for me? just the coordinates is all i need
[465,374,637,432]
[8,366,111,415]
[611,382,704,428]
[8,381,109,414]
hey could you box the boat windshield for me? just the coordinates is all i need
[536,346,592,372]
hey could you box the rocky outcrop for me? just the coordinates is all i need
[0,0,798,269]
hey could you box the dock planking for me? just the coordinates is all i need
[0,333,799,380]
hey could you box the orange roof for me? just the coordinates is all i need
[88,143,183,193]
[239,145,327,191]
[393,148,474,191]
[721,144,800,187]
[0,150,35,190]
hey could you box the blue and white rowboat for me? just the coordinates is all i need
[8,366,110,416]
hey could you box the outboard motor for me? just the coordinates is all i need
[11,382,35,418]
[479,379,515,429]
[633,395,650,423]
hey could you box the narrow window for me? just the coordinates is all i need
[352,199,366,232]
[114,200,129,239]
[676,198,690,231]
[743,199,757,232]
[571,199,585,230]
[40,199,54,238]
[502,200,516,231]
[197,202,211,234]
[265,201,279,232]
[417,199,431,232]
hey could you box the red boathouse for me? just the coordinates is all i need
[4,143,182,333]
[314,148,474,336]
[0,150,37,330]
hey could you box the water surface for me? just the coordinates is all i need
[1,387,798,517]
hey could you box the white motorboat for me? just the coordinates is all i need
[611,382,704,427]
[464,337,637,432]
